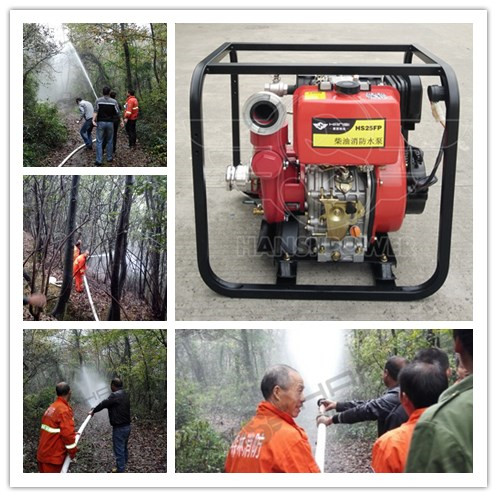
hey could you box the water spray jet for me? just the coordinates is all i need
[66,41,98,100]
[36,25,98,104]
[284,329,347,473]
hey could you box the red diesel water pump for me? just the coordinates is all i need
[190,43,459,300]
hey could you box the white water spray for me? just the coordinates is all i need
[283,328,349,472]
[66,41,98,100]
[36,24,98,103]
[74,366,110,407]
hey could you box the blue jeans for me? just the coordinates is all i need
[96,121,114,163]
[112,424,131,472]
[80,118,93,148]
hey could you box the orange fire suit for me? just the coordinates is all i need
[371,408,427,473]
[73,253,88,293]
[37,396,78,472]
[73,245,81,262]
[225,401,320,473]
[124,95,139,120]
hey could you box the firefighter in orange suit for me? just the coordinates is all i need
[225,364,320,473]
[37,382,78,473]
[123,89,139,148]
[73,250,89,293]
[370,361,448,473]
[73,239,82,261]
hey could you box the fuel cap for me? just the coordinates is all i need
[336,80,361,95]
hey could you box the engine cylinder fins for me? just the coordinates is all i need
[243,91,287,136]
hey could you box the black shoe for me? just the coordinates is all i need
[94,161,102,166]
[107,158,113,163]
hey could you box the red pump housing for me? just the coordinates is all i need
[249,83,407,239]
[293,85,403,165]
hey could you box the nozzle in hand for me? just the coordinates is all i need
[318,399,337,411]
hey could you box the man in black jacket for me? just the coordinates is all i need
[318,356,408,437]
[89,378,131,472]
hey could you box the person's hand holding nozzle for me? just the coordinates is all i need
[319,398,337,411]
[316,398,333,426]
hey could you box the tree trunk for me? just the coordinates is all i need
[426,330,437,347]
[52,176,80,319]
[33,179,44,255]
[181,338,205,385]
[134,333,152,414]
[118,231,128,300]
[241,330,256,383]
[150,24,160,85]
[120,23,132,90]
[108,176,134,320]
[150,247,161,316]
[138,239,145,299]
[72,330,84,366]
[159,280,166,321]
[144,185,163,318]
[391,329,398,355]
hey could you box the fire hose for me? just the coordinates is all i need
[315,399,327,472]
[60,414,92,473]
[57,139,96,167]
[83,274,99,321]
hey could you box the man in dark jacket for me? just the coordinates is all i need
[89,378,131,472]
[92,86,119,165]
[318,356,408,437]
[109,91,123,154]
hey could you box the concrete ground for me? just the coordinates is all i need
[175,23,472,321]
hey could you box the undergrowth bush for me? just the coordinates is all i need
[24,76,67,167]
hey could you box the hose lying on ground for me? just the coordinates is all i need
[57,139,97,167]
[83,274,99,321]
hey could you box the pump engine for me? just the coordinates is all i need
[227,76,441,279]
[191,43,459,299]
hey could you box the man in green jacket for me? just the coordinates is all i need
[405,329,473,473]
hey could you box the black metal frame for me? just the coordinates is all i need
[190,42,460,300]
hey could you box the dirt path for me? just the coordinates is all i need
[69,404,166,473]
[39,111,155,167]
[323,436,373,473]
